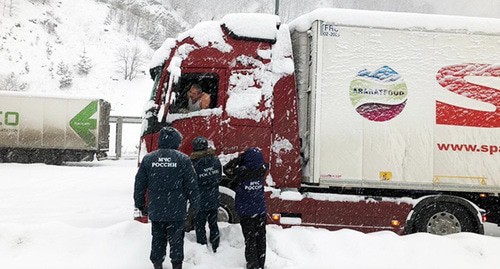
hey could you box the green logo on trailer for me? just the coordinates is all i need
[0,111,20,126]
[70,101,97,147]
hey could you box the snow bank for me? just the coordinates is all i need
[1,160,500,269]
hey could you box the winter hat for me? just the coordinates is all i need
[241,147,265,169]
[192,136,208,152]
[158,126,182,150]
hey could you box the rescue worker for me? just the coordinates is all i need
[134,126,200,269]
[223,147,268,269]
[190,136,221,252]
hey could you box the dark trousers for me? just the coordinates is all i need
[150,221,185,265]
[194,209,220,249]
[240,214,266,269]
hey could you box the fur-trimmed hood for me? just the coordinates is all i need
[190,148,216,160]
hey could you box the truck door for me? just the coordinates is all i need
[163,68,227,155]
[222,69,273,162]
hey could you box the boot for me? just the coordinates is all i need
[172,262,182,269]
[153,262,163,269]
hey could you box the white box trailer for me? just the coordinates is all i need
[292,12,500,194]
[0,91,110,164]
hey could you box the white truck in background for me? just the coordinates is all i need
[0,91,110,164]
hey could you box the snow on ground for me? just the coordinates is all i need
[1,160,500,269]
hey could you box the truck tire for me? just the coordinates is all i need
[6,149,30,163]
[40,150,63,165]
[0,149,6,162]
[412,202,478,235]
[219,192,239,224]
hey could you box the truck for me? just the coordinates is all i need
[0,91,110,164]
[139,8,500,235]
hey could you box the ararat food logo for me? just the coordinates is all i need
[349,66,408,122]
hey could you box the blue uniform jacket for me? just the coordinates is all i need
[134,128,200,222]
[224,148,267,218]
[191,149,222,211]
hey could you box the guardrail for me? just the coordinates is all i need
[109,116,142,159]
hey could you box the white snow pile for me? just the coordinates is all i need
[1,160,500,269]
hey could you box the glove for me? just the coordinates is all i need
[134,207,149,223]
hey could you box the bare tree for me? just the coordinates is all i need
[115,43,145,81]
[0,72,24,91]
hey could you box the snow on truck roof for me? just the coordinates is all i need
[221,13,280,42]
[150,13,280,68]
[150,8,500,68]
[289,8,500,34]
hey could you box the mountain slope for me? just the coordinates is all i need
[0,0,158,116]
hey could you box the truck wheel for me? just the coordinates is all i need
[412,202,477,235]
[0,149,6,162]
[6,149,30,163]
[44,154,63,165]
[219,192,239,224]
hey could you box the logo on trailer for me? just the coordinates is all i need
[436,63,499,128]
[70,101,98,147]
[349,66,408,122]
[0,111,19,126]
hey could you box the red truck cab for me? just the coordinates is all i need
[141,13,301,188]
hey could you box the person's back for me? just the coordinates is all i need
[135,128,199,222]
[191,153,220,212]
[190,136,221,252]
[223,147,268,269]
[225,148,267,218]
[134,127,199,269]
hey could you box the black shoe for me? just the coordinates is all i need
[172,262,182,269]
[153,262,163,269]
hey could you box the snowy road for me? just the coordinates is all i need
[1,160,500,269]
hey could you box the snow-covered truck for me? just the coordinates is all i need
[139,8,500,235]
[0,91,110,164]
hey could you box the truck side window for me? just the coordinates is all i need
[169,73,219,113]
